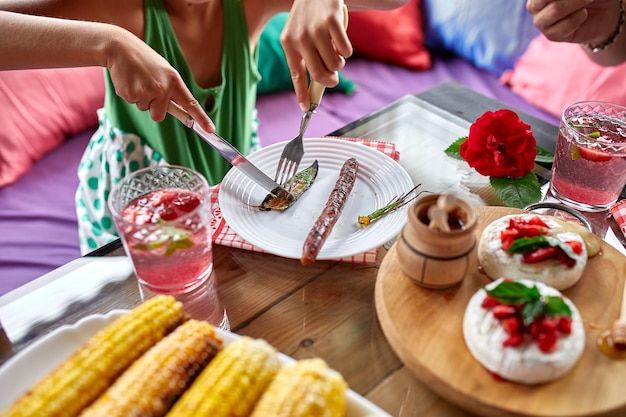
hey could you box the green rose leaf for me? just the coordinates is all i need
[443,137,466,160]
[489,172,542,208]
[535,146,554,164]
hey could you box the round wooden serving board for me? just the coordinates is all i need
[375,206,626,417]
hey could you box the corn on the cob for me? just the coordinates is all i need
[166,336,281,417]
[78,319,222,417]
[250,358,348,417]
[2,295,187,417]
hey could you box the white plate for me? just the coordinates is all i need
[0,312,391,417]
[219,138,415,260]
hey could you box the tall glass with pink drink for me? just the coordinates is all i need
[109,165,213,294]
[549,101,626,212]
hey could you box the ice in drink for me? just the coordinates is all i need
[119,188,213,293]
[550,107,626,212]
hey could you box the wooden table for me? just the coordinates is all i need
[1,82,624,417]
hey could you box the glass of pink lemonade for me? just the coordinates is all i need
[549,101,626,212]
[109,165,213,294]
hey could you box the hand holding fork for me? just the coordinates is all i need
[273,4,349,190]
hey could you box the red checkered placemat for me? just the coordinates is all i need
[208,136,400,264]
[610,199,626,239]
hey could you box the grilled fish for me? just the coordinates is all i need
[253,160,319,211]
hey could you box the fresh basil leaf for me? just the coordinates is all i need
[486,282,571,324]
[444,137,467,160]
[521,300,545,326]
[490,172,542,209]
[528,285,541,299]
[522,295,572,325]
[507,236,549,253]
[543,296,572,317]
[544,235,578,261]
[485,281,540,305]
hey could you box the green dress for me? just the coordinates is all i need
[75,0,261,253]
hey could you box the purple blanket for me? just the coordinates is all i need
[0,56,558,296]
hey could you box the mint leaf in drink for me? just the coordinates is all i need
[159,224,194,256]
[164,237,194,257]
[133,222,195,256]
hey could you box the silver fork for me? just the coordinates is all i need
[274,4,348,190]
[273,83,324,189]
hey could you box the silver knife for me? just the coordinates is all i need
[167,101,294,202]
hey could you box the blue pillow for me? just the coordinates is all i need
[422,0,539,75]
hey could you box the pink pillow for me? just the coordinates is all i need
[346,0,432,71]
[501,34,626,117]
[0,67,104,187]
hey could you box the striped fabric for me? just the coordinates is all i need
[610,199,626,240]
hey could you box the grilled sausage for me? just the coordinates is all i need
[301,158,359,266]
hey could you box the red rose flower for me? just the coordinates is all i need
[459,109,537,178]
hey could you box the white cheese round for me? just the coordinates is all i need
[463,278,585,385]
[478,214,587,290]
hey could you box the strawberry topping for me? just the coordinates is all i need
[481,280,573,353]
[500,216,581,268]
[578,146,613,162]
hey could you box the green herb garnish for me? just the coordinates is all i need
[568,122,601,139]
[485,280,541,304]
[133,223,194,257]
[164,236,194,256]
[506,235,550,253]
[485,281,572,326]
[357,184,427,226]
[506,235,577,261]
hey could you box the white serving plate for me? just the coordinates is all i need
[0,311,391,416]
[219,137,415,260]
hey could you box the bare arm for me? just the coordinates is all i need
[343,0,407,10]
[274,0,407,110]
[0,10,111,69]
[0,10,214,132]
[527,0,626,66]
